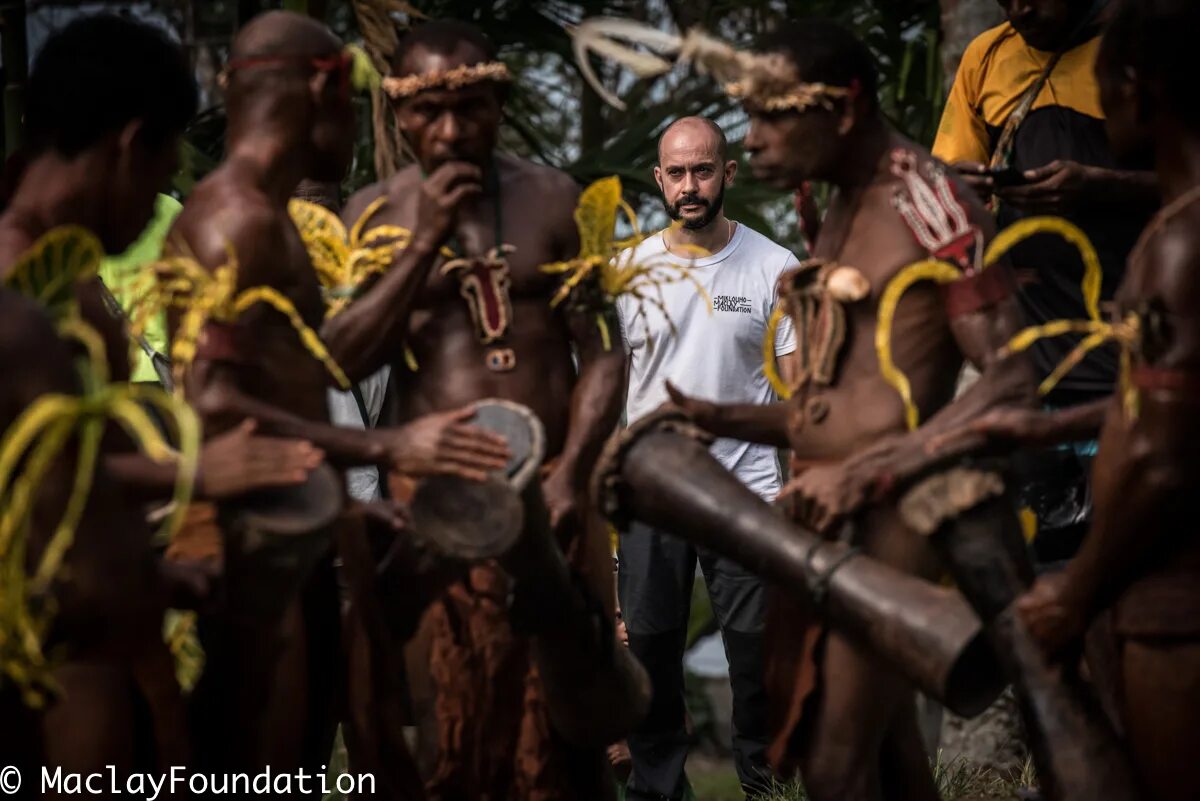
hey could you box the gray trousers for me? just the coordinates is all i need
[618,520,770,800]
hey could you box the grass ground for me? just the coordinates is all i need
[688,753,747,801]
[323,733,1032,801]
[687,752,1036,801]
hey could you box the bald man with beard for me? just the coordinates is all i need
[166,11,508,793]
[617,116,798,800]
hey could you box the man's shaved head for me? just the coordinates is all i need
[225,11,342,104]
[231,10,341,60]
[225,11,353,184]
[654,117,735,231]
[658,117,728,164]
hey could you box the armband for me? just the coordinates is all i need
[1131,365,1200,396]
[940,265,1015,319]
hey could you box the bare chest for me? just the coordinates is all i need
[370,192,563,307]
[806,204,948,367]
[783,205,958,453]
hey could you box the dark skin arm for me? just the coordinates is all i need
[82,261,330,501]
[664,349,800,450]
[321,163,483,380]
[544,304,627,529]
[170,204,389,468]
[105,418,325,500]
[925,395,1109,458]
[541,181,627,529]
[954,160,1160,212]
[172,201,507,481]
[785,291,1038,532]
[1016,395,1186,655]
[188,361,507,481]
[1018,220,1200,656]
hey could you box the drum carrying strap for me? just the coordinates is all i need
[98,276,175,391]
[988,0,1112,171]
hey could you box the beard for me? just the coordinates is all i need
[663,182,726,230]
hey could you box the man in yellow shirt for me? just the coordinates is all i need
[935,0,1157,403]
[933,0,1158,563]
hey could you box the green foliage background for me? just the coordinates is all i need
[173,0,947,252]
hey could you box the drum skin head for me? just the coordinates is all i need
[410,476,524,559]
[230,461,343,536]
[408,399,545,559]
[470,399,546,490]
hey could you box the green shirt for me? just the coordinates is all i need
[98,194,182,383]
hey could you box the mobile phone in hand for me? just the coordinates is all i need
[989,167,1029,188]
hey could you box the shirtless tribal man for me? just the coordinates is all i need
[0,16,330,792]
[0,16,323,507]
[933,2,1200,798]
[164,11,509,792]
[323,19,639,801]
[666,21,1036,801]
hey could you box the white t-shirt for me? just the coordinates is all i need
[327,365,391,502]
[616,222,798,499]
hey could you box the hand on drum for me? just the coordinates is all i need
[197,419,326,499]
[386,405,511,482]
[1016,572,1088,661]
[778,460,871,534]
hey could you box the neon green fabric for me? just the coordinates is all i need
[98,194,182,383]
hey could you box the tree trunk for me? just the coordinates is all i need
[939,0,1005,87]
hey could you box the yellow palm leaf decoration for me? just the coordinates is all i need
[288,196,419,317]
[985,218,1103,323]
[876,216,1104,430]
[0,318,199,708]
[129,248,350,391]
[762,304,793,399]
[876,260,964,430]
[986,219,1137,411]
[541,176,710,349]
[1000,313,1141,419]
[2,226,105,321]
